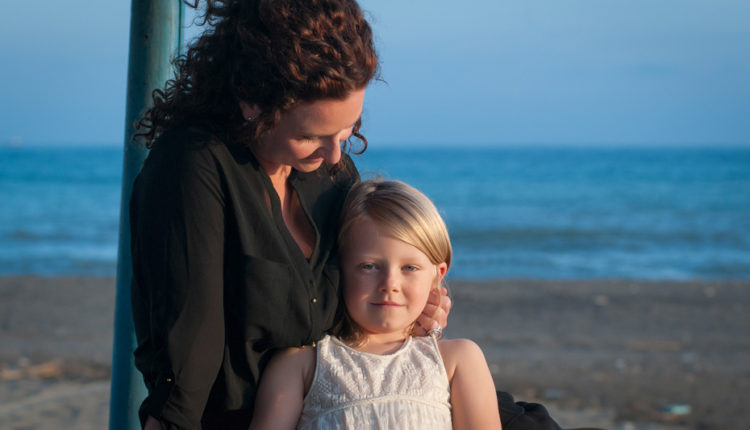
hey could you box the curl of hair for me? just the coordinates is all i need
[332,179,453,346]
[137,0,379,156]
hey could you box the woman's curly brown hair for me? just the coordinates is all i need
[137,0,379,154]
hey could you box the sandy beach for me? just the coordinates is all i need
[0,276,747,429]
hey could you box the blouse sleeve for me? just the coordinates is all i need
[130,142,227,429]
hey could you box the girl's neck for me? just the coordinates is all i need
[349,332,409,355]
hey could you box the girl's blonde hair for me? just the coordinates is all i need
[333,179,452,344]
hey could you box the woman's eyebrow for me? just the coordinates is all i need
[301,116,361,138]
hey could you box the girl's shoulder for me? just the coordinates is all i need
[267,345,318,394]
[437,338,484,357]
[437,338,488,379]
[270,345,317,371]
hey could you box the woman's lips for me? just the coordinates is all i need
[304,151,325,162]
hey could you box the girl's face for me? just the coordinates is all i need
[341,216,448,342]
[244,88,365,174]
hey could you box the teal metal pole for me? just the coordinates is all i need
[110,1,183,429]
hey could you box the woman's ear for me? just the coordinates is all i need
[239,101,261,121]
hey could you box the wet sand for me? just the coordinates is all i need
[1,276,747,429]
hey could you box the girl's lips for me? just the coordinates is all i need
[371,301,403,307]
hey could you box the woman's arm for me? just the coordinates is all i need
[130,141,227,428]
[248,347,315,430]
[439,339,503,430]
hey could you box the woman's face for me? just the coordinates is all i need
[248,88,365,174]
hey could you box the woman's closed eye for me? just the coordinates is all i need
[339,126,354,141]
[301,124,354,143]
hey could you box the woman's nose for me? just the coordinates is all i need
[323,135,342,165]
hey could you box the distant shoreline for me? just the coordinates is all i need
[1,276,748,429]
[4,145,750,279]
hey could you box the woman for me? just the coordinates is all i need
[130,1,560,429]
[130,1,449,428]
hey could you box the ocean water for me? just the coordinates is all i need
[1,144,749,280]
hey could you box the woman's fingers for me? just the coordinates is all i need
[415,288,452,336]
[439,290,452,327]
[414,314,434,336]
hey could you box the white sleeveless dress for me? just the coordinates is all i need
[296,334,453,430]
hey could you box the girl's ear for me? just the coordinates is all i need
[436,262,448,281]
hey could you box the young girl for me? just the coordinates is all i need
[249,179,502,430]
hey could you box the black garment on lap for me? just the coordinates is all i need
[498,390,563,430]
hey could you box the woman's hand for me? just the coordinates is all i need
[144,416,162,430]
[414,287,451,337]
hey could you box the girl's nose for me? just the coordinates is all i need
[379,269,400,292]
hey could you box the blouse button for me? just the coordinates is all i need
[311,298,318,304]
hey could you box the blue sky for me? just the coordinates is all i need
[1,1,748,146]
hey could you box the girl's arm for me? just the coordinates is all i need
[439,339,503,430]
[249,346,316,430]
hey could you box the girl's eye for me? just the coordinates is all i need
[403,265,418,272]
[360,263,376,271]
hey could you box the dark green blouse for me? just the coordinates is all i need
[129,126,358,429]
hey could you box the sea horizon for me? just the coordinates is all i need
[2,144,749,280]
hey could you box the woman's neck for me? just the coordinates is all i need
[250,143,292,188]
[255,157,315,259]
[262,163,293,190]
